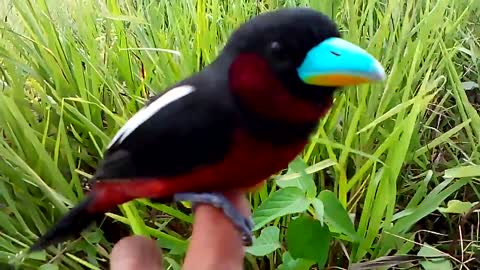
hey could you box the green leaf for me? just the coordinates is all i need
[164,257,182,270]
[418,245,452,270]
[27,250,47,260]
[84,229,103,244]
[286,216,331,267]
[437,200,475,215]
[39,264,59,270]
[462,81,479,90]
[318,190,359,242]
[444,165,480,178]
[311,198,325,225]
[278,251,315,270]
[246,226,281,256]
[252,187,309,230]
[121,201,148,236]
[100,14,148,24]
[106,213,188,255]
[0,263,15,270]
[276,157,316,198]
[357,98,418,134]
[392,178,470,233]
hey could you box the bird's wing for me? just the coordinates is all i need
[94,83,237,181]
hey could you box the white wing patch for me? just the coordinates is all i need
[107,85,195,149]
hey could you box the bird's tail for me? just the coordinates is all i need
[28,179,171,252]
[29,193,104,252]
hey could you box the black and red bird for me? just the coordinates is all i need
[30,7,385,251]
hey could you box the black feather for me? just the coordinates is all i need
[29,194,103,252]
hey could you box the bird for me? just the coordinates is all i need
[29,7,385,252]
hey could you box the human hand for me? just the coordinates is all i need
[110,191,250,270]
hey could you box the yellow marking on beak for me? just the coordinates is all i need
[305,74,371,86]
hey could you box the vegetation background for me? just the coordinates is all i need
[0,0,479,269]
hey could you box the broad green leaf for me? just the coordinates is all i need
[311,198,325,225]
[444,165,480,178]
[252,187,309,230]
[418,245,452,270]
[437,200,475,215]
[276,159,336,182]
[276,157,316,198]
[278,251,315,270]
[84,229,103,244]
[246,226,281,256]
[286,216,331,267]
[318,190,359,242]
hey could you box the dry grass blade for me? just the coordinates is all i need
[349,254,448,270]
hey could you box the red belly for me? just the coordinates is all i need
[201,129,307,190]
[88,129,307,212]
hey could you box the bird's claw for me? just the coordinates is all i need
[173,192,254,246]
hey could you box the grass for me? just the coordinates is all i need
[0,0,479,269]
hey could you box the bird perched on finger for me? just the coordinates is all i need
[30,7,385,251]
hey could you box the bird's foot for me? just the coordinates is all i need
[173,192,254,246]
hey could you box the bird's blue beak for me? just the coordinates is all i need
[297,37,386,86]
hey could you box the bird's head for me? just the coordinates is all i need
[223,8,385,99]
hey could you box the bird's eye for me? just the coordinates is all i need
[270,41,282,52]
[268,41,288,61]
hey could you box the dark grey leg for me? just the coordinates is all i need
[173,192,254,246]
